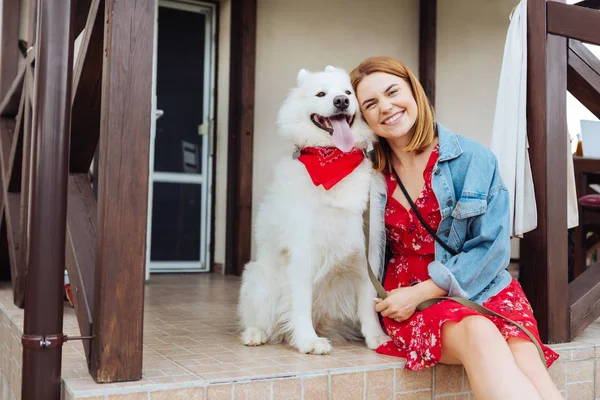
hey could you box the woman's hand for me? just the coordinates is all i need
[374,286,423,322]
[374,280,448,322]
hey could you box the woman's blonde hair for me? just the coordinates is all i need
[350,56,436,172]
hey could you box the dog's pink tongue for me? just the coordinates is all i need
[331,118,355,152]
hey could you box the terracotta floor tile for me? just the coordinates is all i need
[268,356,311,365]
[232,361,272,369]
[186,363,240,375]
[3,273,599,398]
[200,370,258,382]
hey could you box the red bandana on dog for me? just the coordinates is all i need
[297,147,365,190]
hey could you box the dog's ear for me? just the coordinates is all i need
[325,65,338,73]
[297,69,309,85]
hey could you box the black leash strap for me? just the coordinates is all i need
[391,167,457,256]
[363,196,389,300]
[418,297,546,364]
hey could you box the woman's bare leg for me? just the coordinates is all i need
[439,316,542,400]
[508,338,563,399]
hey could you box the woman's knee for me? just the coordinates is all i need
[508,338,546,373]
[443,316,505,359]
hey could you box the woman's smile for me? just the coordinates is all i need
[382,110,405,125]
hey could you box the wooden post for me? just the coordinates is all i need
[519,0,569,343]
[419,0,436,107]
[0,0,21,292]
[70,0,104,173]
[21,1,75,398]
[0,0,20,100]
[89,0,154,383]
[17,0,39,312]
[225,0,257,275]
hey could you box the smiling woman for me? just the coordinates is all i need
[350,56,562,400]
[359,77,419,144]
[352,58,435,174]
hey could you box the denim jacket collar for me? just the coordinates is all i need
[437,123,463,163]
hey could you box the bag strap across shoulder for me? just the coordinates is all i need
[363,175,546,365]
[391,167,457,256]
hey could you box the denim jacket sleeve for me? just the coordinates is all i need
[427,172,511,300]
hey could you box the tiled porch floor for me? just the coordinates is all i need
[1,273,600,399]
[63,274,406,396]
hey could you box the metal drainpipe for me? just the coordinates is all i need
[21,1,75,399]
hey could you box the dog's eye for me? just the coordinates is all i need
[345,90,351,95]
[316,92,326,97]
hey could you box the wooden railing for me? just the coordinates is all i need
[520,0,600,343]
[0,0,154,391]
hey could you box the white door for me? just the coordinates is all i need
[146,0,216,276]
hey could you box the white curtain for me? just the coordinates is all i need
[490,0,578,238]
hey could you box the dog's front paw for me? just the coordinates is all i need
[365,334,391,350]
[241,328,268,346]
[297,337,332,355]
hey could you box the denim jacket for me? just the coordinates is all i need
[367,123,512,304]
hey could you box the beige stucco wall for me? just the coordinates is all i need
[18,0,29,41]
[213,0,420,263]
[251,0,419,257]
[213,0,522,263]
[436,0,514,147]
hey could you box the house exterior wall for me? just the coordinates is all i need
[436,0,514,147]
[18,0,28,42]
[212,0,519,264]
[213,0,231,267]
[251,0,420,259]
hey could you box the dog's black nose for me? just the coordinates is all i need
[333,95,349,111]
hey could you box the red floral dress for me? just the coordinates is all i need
[375,145,559,370]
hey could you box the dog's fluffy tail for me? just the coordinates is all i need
[314,317,362,343]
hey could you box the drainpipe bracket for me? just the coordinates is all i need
[21,333,67,349]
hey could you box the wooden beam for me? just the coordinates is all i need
[419,0,436,107]
[0,210,11,281]
[17,78,32,310]
[70,0,104,173]
[0,118,24,306]
[5,192,22,306]
[519,0,570,343]
[26,64,34,105]
[567,40,600,119]
[225,0,257,276]
[0,119,13,187]
[0,51,35,118]
[65,174,96,360]
[547,1,600,46]
[7,88,25,193]
[12,0,39,302]
[90,0,154,383]
[0,61,25,117]
[0,0,21,101]
[570,261,600,338]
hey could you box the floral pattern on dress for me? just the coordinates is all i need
[375,145,559,370]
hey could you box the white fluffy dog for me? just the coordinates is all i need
[238,66,389,355]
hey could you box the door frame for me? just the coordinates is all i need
[145,0,217,278]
